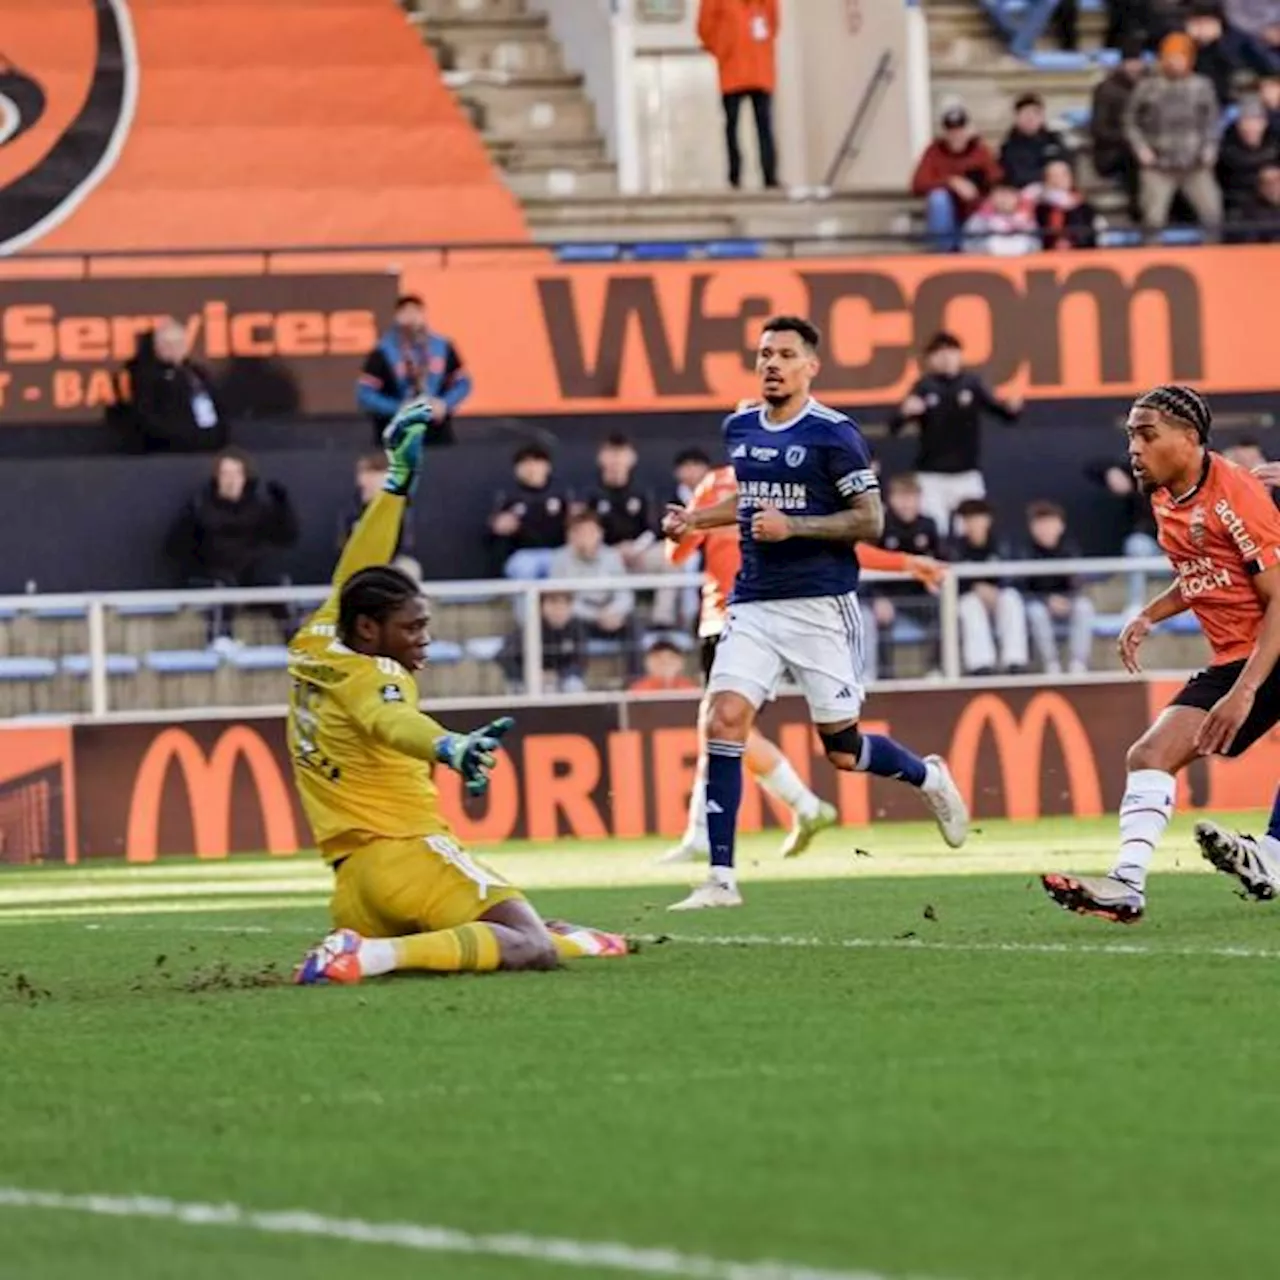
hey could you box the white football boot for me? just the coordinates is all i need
[668,877,744,911]
[1195,821,1280,902]
[919,755,969,849]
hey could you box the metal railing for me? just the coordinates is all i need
[0,556,1187,719]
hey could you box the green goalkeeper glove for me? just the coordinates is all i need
[382,399,432,497]
[435,717,515,796]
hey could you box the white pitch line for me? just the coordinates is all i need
[0,1187,925,1280]
[641,932,1280,961]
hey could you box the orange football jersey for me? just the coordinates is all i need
[667,465,914,637]
[1153,454,1280,664]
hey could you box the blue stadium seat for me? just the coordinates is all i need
[61,653,142,677]
[889,617,929,645]
[643,629,695,653]
[555,242,621,263]
[0,607,18,621]
[0,657,58,680]
[145,649,221,674]
[1157,227,1207,247]
[29,604,88,621]
[465,635,505,663]
[705,239,765,260]
[631,242,692,262]
[114,602,181,618]
[1060,107,1092,131]
[227,645,290,671]
[427,640,464,664]
[586,638,624,657]
[1098,229,1143,249]
[1091,613,1125,639]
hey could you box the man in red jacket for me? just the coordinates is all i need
[698,0,779,189]
[911,105,1003,250]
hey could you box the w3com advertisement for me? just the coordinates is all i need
[0,683,1269,864]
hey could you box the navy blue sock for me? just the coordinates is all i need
[1268,784,1280,844]
[858,734,928,788]
[705,740,745,871]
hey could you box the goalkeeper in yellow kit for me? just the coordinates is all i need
[292,404,628,984]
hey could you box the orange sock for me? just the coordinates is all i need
[392,923,501,973]
[545,920,628,959]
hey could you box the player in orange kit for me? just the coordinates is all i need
[1042,385,1280,923]
[661,461,947,863]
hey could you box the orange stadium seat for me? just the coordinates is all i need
[3,0,528,252]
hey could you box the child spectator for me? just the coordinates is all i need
[862,474,944,682]
[629,640,698,693]
[1021,501,1096,675]
[1125,32,1223,231]
[950,499,1030,676]
[1033,159,1102,249]
[999,93,1071,190]
[963,182,1041,255]
[339,453,420,581]
[911,105,1003,251]
[489,444,570,580]
[498,591,588,695]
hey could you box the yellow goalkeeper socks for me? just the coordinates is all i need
[391,924,501,973]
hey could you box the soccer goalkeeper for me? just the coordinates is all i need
[291,401,627,984]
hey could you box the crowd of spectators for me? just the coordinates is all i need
[912,1,1280,247]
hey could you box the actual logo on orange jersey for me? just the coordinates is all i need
[0,0,138,254]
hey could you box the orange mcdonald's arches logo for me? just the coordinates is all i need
[126,727,298,863]
[948,692,1103,820]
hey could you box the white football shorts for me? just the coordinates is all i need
[706,590,866,723]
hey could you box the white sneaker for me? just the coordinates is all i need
[657,840,708,866]
[779,801,838,858]
[1195,821,1280,902]
[667,878,744,911]
[920,755,969,849]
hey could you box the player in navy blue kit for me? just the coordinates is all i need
[662,316,969,910]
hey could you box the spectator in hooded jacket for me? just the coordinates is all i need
[1186,0,1278,105]
[1232,160,1280,238]
[911,105,1003,251]
[167,448,299,641]
[121,320,227,454]
[1033,159,1102,248]
[1090,37,1148,214]
[1219,96,1280,218]
[697,0,780,189]
[1125,31,1223,230]
[356,293,471,447]
[999,93,1071,190]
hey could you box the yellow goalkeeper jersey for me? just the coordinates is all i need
[286,493,451,861]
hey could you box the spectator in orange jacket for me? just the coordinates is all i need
[912,105,1003,251]
[698,0,780,189]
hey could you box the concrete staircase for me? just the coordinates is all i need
[403,0,617,201]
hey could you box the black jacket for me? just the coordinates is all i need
[340,493,414,557]
[499,617,588,685]
[948,532,1015,593]
[1035,196,1099,249]
[1218,122,1280,215]
[1084,458,1157,539]
[490,481,571,557]
[890,371,1019,474]
[168,477,298,583]
[1091,69,1143,171]
[121,335,227,454]
[583,479,658,547]
[1194,25,1279,107]
[877,511,942,598]
[999,126,1071,189]
[1020,535,1084,598]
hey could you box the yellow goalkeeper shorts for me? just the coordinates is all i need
[328,833,525,938]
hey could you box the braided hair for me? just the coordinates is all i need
[1132,384,1213,442]
[338,565,422,643]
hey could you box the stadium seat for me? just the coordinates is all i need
[114,603,182,618]
[889,617,929,645]
[226,645,291,672]
[1157,228,1207,247]
[144,649,222,675]
[631,242,693,262]
[0,657,58,681]
[1097,229,1144,249]
[555,243,622,263]
[643,630,695,653]
[585,638,625,658]
[705,240,766,260]
[427,640,465,664]
[29,604,88,621]
[464,636,505,663]
[61,654,142,677]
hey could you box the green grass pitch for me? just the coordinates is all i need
[3,813,1280,1280]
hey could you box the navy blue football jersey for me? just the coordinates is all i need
[726,398,878,603]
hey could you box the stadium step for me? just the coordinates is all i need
[408,0,530,21]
